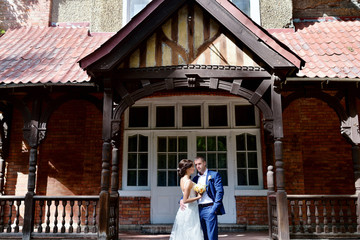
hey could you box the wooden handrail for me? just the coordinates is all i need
[288,194,357,199]
[33,195,99,200]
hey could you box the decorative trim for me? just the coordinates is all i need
[234,189,267,196]
[118,190,151,197]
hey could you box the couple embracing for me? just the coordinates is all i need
[169,157,225,240]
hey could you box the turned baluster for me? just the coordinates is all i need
[84,201,89,233]
[92,201,97,233]
[331,200,337,233]
[77,200,82,233]
[299,200,304,233]
[0,200,5,232]
[45,200,51,233]
[290,201,296,233]
[53,200,59,233]
[7,200,13,233]
[38,200,44,233]
[306,200,312,233]
[69,200,74,233]
[61,200,67,233]
[14,200,21,233]
[315,201,320,233]
[323,200,329,233]
[357,198,360,233]
[347,200,353,233]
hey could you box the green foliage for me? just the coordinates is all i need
[0,29,5,35]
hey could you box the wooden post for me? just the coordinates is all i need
[267,165,275,239]
[23,99,43,240]
[0,151,5,195]
[99,81,113,240]
[352,145,360,194]
[272,77,290,240]
[109,137,120,239]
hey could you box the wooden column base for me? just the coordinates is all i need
[276,191,290,240]
[22,192,35,240]
[98,191,110,240]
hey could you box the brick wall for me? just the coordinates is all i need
[236,196,268,225]
[283,97,354,195]
[293,0,360,18]
[119,197,150,225]
[0,0,50,30]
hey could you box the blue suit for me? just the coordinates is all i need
[193,170,225,240]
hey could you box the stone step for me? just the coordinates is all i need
[120,224,247,234]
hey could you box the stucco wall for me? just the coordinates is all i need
[260,0,293,29]
[51,0,122,32]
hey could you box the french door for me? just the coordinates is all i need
[150,131,236,224]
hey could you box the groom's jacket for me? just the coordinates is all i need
[193,170,225,215]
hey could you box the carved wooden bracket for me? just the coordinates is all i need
[23,122,47,148]
[263,118,274,136]
[341,117,360,145]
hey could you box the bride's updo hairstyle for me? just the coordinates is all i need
[177,159,193,178]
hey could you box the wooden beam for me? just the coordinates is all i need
[249,80,272,105]
[230,79,242,94]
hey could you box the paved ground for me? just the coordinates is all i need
[119,231,269,240]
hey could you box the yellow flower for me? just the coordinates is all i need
[193,183,206,194]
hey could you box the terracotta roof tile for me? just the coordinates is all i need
[272,20,360,79]
[0,26,113,86]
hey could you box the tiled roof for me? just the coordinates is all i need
[271,20,360,79]
[0,26,112,86]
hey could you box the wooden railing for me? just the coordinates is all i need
[288,195,360,239]
[0,196,25,236]
[0,195,99,239]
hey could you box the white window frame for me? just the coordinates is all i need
[122,96,263,192]
[122,0,152,26]
[231,0,261,25]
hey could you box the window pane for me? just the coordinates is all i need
[129,106,148,127]
[182,106,201,127]
[197,152,206,160]
[178,137,187,152]
[232,0,250,16]
[168,154,177,169]
[158,137,167,152]
[138,170,148,186]
[129,0,150,19]
[168,137,177,152]
[128,170,137,186]
[197,137,206,151]
[236,134,245,151]
[139,135,148,152]
[218,153,227,168]
[128,135,138,152]
[207,136,216,151]
[218,136,227,151]
[249,169,259,185]
[237,169,247,185]
[237,153,246,168]
[168,171,177,186]
[157,171,166,186]
[208,105,228,126]
[207,153,216,169]
[158,154,166,169]
[248,152,257,168]
[235,105,255,126]
[218,170,228,186]
[247,134,257,150]
[128,154,137,169]
[139,154,148,169]
[179,153,188,160]
[156,106,175,127]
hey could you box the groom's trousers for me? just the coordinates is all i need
[199,205,218,240]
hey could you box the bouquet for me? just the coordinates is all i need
[193,183,206,194]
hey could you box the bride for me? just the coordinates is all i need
[169,159,204,240]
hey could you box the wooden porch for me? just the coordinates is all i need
[267,166,360,239]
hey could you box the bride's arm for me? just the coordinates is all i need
[183,181,201,204]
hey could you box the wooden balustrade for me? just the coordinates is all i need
[0,196,24,235]
[0,195,99,239]
[288,195,360,238]
[33,196,99,237]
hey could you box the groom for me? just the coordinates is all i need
[193,156,225,240]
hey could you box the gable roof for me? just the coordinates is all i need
[0,26,112,87]
[79,0,304,76]
[271,19,360,79]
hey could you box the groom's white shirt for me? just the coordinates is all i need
[197,169,213,205]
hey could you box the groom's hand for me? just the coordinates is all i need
[180,199,186,211]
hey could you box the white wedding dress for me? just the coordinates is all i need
[169,180,204,240]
